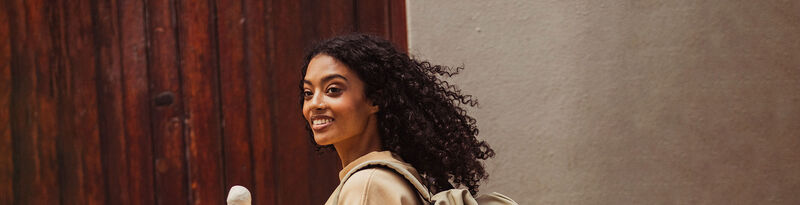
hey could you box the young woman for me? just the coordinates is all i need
[301,34,495,204]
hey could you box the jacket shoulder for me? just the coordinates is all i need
[338,167,422,205]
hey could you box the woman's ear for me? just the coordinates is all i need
[366,94,379,114]
[368,103,379,114]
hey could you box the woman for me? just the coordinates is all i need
[301,34,494,204]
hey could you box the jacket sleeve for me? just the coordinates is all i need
[338,167,422,205]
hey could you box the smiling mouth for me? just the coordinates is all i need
[311,118,334,131]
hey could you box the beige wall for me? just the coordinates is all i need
[407,1,800,204]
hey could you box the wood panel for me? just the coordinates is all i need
[214,0,255,198]
[175,0,226,204]
[92,0,130,203]
[357,0,391,37]
[146,0,190,203]
[58,0,107,203]
[8,0,61,203]
[118,0,156,203]
[268,1,312,204]
[242,0,277,204]
[1,0,407,204]
[389,0,408,52]
[315,0,356,38]
[0,1,14,204]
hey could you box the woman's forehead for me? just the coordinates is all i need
[305,55,356,84]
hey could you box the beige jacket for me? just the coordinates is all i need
[325,151,424,205]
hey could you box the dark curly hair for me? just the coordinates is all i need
[300,34,494,194]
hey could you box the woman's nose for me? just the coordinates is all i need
[310,93,326,110]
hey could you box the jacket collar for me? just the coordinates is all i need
[338,151,422,182]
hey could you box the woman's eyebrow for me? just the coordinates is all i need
[304,74,348,86]
[322,74,348,84]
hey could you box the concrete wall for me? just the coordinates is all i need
[407,1,800,204]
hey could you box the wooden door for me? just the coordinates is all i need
[0,0,407,204]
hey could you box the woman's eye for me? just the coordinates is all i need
[302,90,313,98]
[326,87,342,95]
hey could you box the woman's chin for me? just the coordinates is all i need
[314,135,336,146]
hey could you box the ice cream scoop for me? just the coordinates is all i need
[226,185,252,205]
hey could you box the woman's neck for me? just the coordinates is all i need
[333,117,382,168]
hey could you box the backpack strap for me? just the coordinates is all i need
[331,160,432,204]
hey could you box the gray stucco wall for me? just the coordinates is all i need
[407,1,800,204]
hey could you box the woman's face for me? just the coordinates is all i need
[302,54,379,146]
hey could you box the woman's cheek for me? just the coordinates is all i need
[301,105,310,122]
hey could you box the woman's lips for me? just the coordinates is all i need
[311,118,334,131]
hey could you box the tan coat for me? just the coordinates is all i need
[325,151,424,205]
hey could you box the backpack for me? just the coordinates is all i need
[331,160,519,205]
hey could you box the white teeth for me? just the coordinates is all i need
[313,119,333,125]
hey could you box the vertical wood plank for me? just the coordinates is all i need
[243,0,276,204]
[0,1,14,204]
[308,151,341,205]
[119,0,156,204]
[146,0,190,203]
[175,0,225,204]
[91,0,131,203]
[388,0,408,52]
[315,0,355,38]
[53,1,81,202]
[8,0,61,203]
[34,0,62,202]
[57,0,107,203]
[356,0,390,37]
[214,0,254,192]
[269,0,312,204]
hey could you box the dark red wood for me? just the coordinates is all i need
[315,0,356,38]
[175,0,226,204]
[215,0,255,194]
[146,0,190,203]
[118,0,156,204]
[243,0,277,204]
[53,1,81,203]
[92,0,131,204]
[389,0,408,52]
[0,2,13,204]
[2,0,407,203]
[309,152,342,205]
[356,0,391,37]
[269,0,312,204]
[8,0,62,204]
[58,0,107,204]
